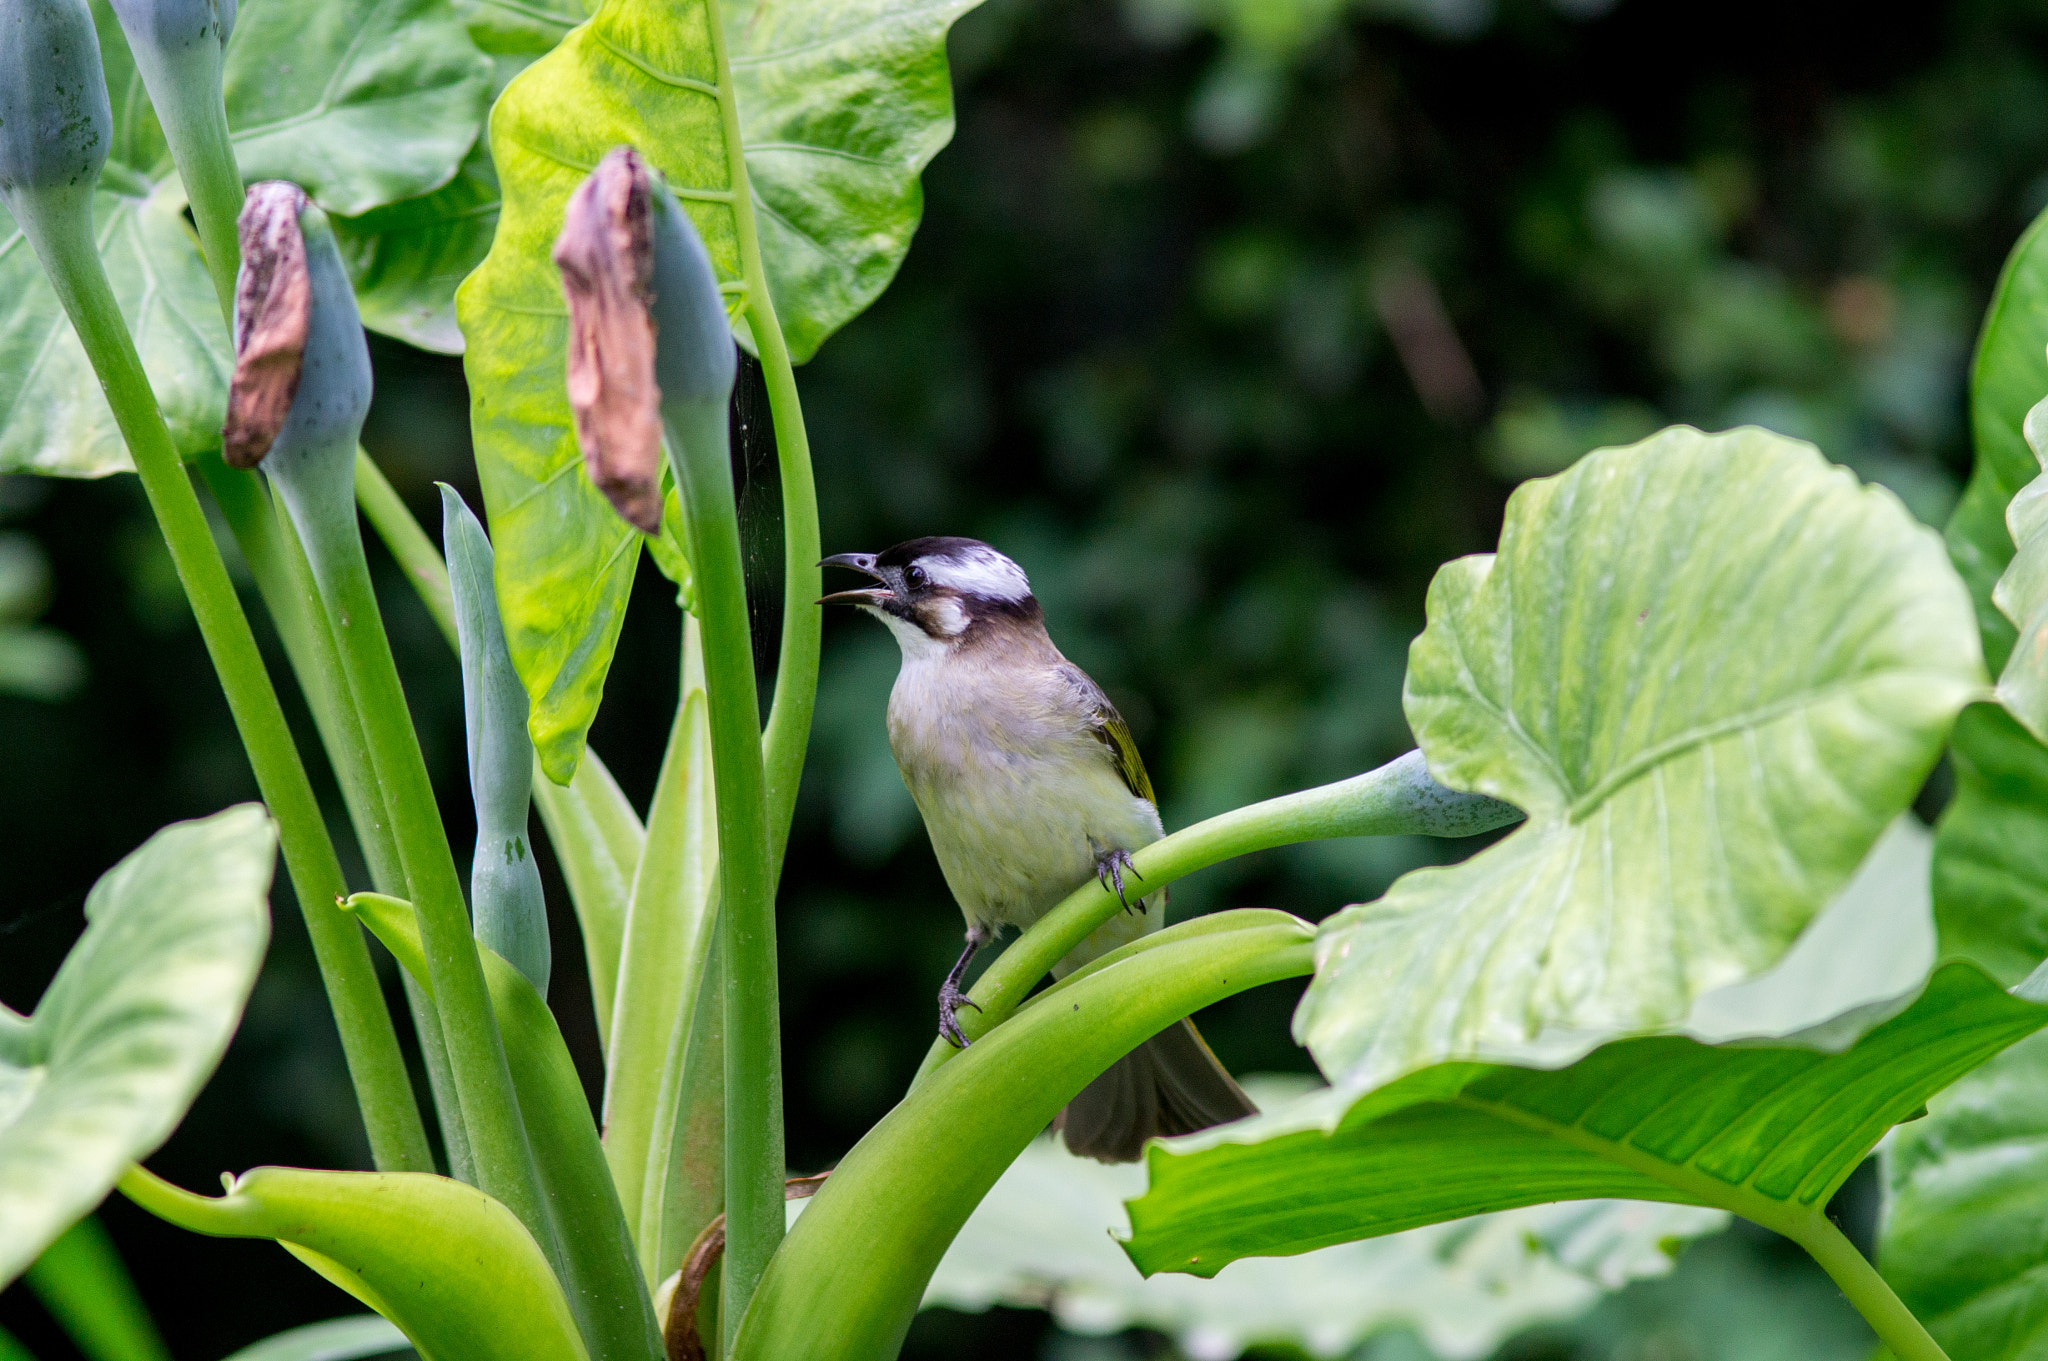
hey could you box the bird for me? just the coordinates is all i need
[820,536,1257,1162]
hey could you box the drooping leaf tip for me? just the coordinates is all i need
[223,181,312,469]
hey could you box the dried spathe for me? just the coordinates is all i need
[553,145,665,534]
[223,181,311,469]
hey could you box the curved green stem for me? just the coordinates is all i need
[12,202,426,1175]
[912,749,1521,1083]
[731,911,1316,1361]
[1784,1214,1950,1361]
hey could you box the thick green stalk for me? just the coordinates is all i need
[603,619,719,1277]
[701,14,805,1333]
[740,281,818,871]
[731,912,1316,1361]
[262,203,546,1244]
[198,456,448,1176]
[912,750,1521,1083]
[665,388,779,1345]
[10,202,427,1175]
[348,893,664,1361]
[356,450,646,1046]
[1783,1215,1949,1361]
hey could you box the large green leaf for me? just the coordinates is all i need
[0,0,490,477]
[1933,703,2048,986]
[1123,964,2044,1281]
[1949,204,2048,674]
[0,806,275,1288]
[921,1082,1726,1361]
[1880,1021,2048,1358]
[724,0,981,364]
[1298,426,1982,1091]
[459,0,980,778]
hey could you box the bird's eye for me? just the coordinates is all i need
[905,564,928,589]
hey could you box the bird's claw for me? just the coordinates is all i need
[1096,848,1144,914]
[939,980,983,1049]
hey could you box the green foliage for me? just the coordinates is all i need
[0,807,273,1287]
[1300,426,1983,1091]
[919,1082,1727,1360]
[0,0,489,476]
[24,1216,172,1361]
[121,1163,588,1361]
[216,1317,409,1361]
[1124,965,2043,1279]
[1950,206,2048,673]
[1882,1025,2048,1359]
[457,0,980,778]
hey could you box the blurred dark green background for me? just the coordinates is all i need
[4,0,2041,1355]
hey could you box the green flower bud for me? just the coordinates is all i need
[0,0,112,230]
[442,483,550,995]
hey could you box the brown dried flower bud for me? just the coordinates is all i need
[222,180,311,469]
[553,145,664,534]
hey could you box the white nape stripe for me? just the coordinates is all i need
[922,545,1031,601]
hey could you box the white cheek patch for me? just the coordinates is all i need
[922,545,1031,602]
[927,597,969,636]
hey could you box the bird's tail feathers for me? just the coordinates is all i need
[1056,1018,1257,1163]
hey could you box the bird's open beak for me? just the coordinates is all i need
[818,552,890,606]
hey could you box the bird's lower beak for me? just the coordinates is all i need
[818,552,890,607]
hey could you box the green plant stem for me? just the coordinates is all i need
[706,10,803,1335]
[357,450,646,1050]
[668,389,780,1349]
[912,749,1521,1083]
[1784,1214,1950,1361]
[731,912,1316,1361]
[15,211,427,1176]
[744,297,819,872]
[291,469,551,1246]
[155,74,242,323]
[198,456,452,1177]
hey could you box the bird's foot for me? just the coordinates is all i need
[939,980,983,1049]
[1096,847,1144,914]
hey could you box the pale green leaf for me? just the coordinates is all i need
[333,144,500,354]
[1948,203,2048,673]
[1881,1023,2048,1358]
[921,1079,1726,1361]
[725,0,982,363]
[1124,964,2044,1280]
[1300,426,1983,1092]
[0,807,275,1288]
[217,1316,411,1361]
[1932,702,2048,986]
[0,0,488,476]
[460,0,981,776]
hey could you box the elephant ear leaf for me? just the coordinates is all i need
[1300,425,1984,1092]
[0,806,275,1288]
[459,0,983,780]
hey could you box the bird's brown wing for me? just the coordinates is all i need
[1061,664,1157,805]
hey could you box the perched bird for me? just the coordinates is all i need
[821,536,1257,1161]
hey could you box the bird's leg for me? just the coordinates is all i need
[938,924,992,1049]
[1096,847,1144,914]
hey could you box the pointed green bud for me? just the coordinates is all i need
[0,0,111,233]
[442,483,551,995]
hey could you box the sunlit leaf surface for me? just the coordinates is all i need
[918,1079,1726,1361]
[0,808,274,1287]
[0,0,489,476]
[1126,965,2044,1280]
[1299,426,1982,1091]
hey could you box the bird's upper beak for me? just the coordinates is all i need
[818,552,890,606]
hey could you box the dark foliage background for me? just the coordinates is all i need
[6,0,2046,1355]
